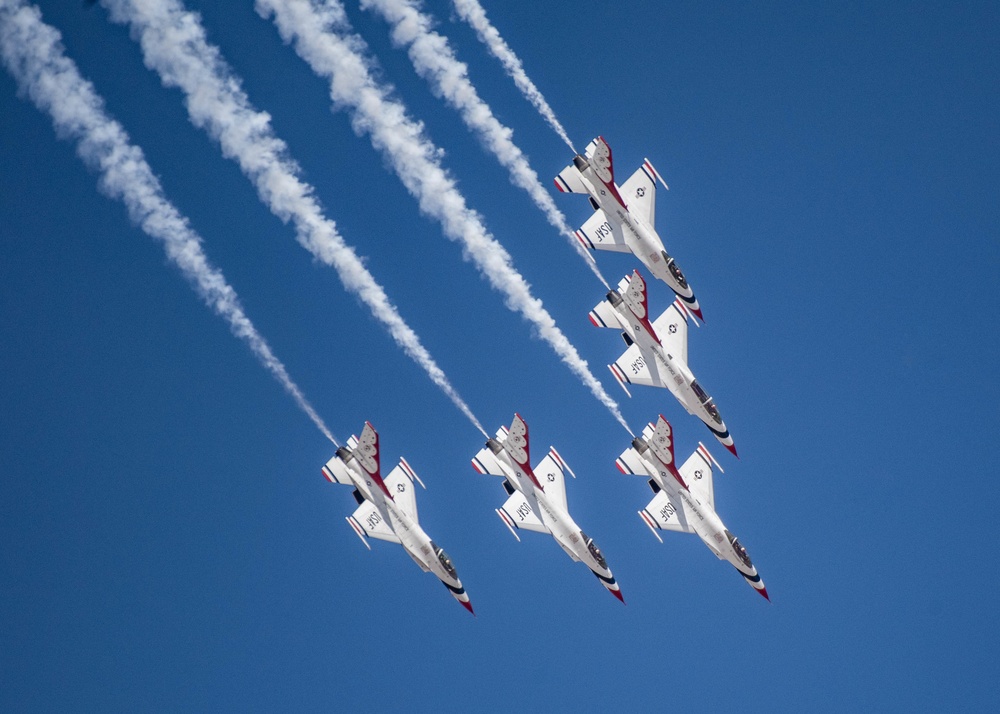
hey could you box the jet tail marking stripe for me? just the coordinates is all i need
[615,458,633,475]
[643,159,669,190]
[399,457,426,488]
[549,447,575,478]
[697,442,724,474]
[346,516,372,550]
[639,509,665,542]
[608,363,632,397]
[321,466,336,483]
[471,457,488,475]
[496,508,521,541]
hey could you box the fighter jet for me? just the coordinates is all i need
[617,415,768,600]
[322,422,473,614]
[471,414,624,602]
[554,136,703,321]
[590,269,738,458]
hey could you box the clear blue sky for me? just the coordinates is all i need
[1,0,998,710]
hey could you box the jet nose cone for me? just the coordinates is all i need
[690,305,705,322]
[610,587,625,604]
[724,441,739,459]
[758,586,770,602]
[460,599,476,616]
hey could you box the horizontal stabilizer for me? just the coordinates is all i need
[588,298,619,329]
[321,453,354,486]
[615,444,648,477]
[554,163,589,194]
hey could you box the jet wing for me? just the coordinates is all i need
[620,160,659,227]
[346,501,401,545]
[678,443,721,512]
[575,209,630,253]
[496,491,550,535]
[608,343,670,395]
[638,489,695,535]
[383,458,422,523]
[533,447,573,512]
[651,299,690,365]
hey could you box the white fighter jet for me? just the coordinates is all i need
[554,136,704,321]
[590,269,738,458]
[471,414,624,603]
[322,422,473,614]
[616,415,768,600]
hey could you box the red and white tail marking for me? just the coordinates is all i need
[643,158,669,191]
[588,136,627,207]
[357,421,393,499]
[696,442,724,474]
[623,270,661,344]
[504,413,544,491]
[650,415,687,489]
[548,447,576,479]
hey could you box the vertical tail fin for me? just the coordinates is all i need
[649,415,688,490]
[504,413,531,472]
[353,421,393,499]
[586,136,615,186]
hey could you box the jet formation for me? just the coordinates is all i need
[319,136,766,611]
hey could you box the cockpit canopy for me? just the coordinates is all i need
[690,381,723,424]
[663,253,689,289]
[725,530,753,568]
[431,541,457,579]
[580,531,608,569]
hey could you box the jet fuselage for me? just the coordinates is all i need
[337,448,465,596]
[486,438,615,586]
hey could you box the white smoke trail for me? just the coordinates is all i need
[361,0,607,289]
[257,0,631,433]
[451,0,575,153]
[0,0,338,444]
[99,0,486,437]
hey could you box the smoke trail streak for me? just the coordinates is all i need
[258,0,631,434]
[451,0,575,153]
[0,0,338,444]
[100,0,486,437]
[361,0,607,288]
